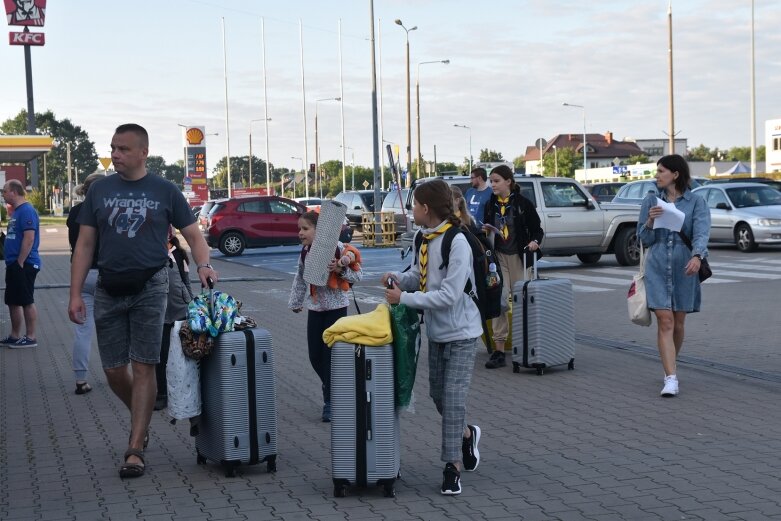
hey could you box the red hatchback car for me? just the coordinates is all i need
[204,196,307,256]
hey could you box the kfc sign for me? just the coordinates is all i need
[5,0,46,27]
[9,30,43,45]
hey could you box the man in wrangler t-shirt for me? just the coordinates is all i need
[69,123,219,479]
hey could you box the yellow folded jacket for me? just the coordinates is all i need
[322,303,393,347]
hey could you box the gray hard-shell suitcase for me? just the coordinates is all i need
[331,342,400,498]
[195,328,278,476]
[511,253,575,375]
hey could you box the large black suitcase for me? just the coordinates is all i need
[195,328,278,477]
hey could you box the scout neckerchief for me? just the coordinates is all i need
[419,222,453,292]
[497,194,511,240]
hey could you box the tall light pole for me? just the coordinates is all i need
[563,102,587,181]
[249,118,271,190]
[221,17,233,197]
[338,19,347,192]
[340,145,355,190]
[454,123,472,172]
[553,145,558,176]
[261,17,272,193]
[291,156,303,198]
[315,97,341,199]
[416,59,449,179]
[667,1,675,156]
[394,19,417,187]
[299,19,310,198]
[750,0,757,177]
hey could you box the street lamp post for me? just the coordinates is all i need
[394,19,417,187]
[291,156,303,198]
[340,145,355,190]
[553,145,558,176]
[453,123,472,172]
[249,118,271,190]
[563,102,587,181]
[315,97,341,199]
[416,59,449,180]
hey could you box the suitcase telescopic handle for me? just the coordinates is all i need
[522,248,538,281]
[365,392,372,440]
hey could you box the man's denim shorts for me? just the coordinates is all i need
[94,267,169,368]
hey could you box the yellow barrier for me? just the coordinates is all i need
[361,212,396,247]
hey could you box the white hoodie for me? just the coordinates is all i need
[393,222,483,343]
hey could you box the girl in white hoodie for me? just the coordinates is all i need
[382,179,483,496]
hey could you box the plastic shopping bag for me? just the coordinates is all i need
[389,303,421,409]
[167,321,202,420]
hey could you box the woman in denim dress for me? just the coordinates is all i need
[637,155,710,397]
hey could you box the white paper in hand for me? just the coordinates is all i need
[652,197,685,232]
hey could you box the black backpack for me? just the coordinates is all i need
[413,225,503,323]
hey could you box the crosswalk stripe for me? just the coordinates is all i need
[704,269,781,280]
[572,285,612,293]
[545,272,628,286]
[588,268,635,278]
[708,261,781,272]
[702,277,741,284]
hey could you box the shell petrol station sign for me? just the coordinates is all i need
[183,126,209,206]
[6,0,46,45]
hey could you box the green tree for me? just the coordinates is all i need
[512,154,525,171]
[687,144,713,162]
[211,155,269,188]
[541,147,577,178]
[436,162,460,175]
[479,148,504,162]
[0,110,98,190]
[623,154,650,165]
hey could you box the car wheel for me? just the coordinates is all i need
[615,227,640,266]
[577,253,602,265]
[735,223,758,252]
[219,232,245,256]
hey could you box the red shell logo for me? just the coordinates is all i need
[186,128,205,146]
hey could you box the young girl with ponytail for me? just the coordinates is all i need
[382,179,482,496]
[482,165,544,369]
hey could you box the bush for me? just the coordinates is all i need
[0,203,6,222]
[27,189,47,215]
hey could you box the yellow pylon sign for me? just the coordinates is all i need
[99,157,112,170]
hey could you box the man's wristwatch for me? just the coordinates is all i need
[196,263,213,271]
[692,254,702,260]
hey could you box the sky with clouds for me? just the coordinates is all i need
[1,0,779,175]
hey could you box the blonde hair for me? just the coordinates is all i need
[450,185,473,226]
[76,173,105,196]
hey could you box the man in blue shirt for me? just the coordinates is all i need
[464,167,492,226]
[1,179,41,348]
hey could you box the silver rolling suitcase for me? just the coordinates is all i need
[511,253,575,375]
[331,342,399,498]
[196,328,278,476]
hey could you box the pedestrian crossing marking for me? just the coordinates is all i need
[545,272,628,286]
[708,261,780,272]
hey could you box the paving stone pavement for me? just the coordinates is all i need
[2,251,781,520]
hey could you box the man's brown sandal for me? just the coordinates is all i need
[119,449,145,478]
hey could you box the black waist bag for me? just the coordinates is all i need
[100,266,163,297]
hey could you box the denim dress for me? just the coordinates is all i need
[637,189,711,313]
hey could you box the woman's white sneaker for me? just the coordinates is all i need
[661,375,679,397]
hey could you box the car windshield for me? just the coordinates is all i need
[199,202,215,219]
[726,186,781,208]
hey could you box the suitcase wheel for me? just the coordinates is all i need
[383,483,396,498]
[568,359,575,370]
[536,367,544,376]
[512,362,520,374]
[266,456,277,473]
[334,484,347,498]
[196,450,206,465]
[223,462,238,478]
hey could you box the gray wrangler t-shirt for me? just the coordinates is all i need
[78,173,196,273]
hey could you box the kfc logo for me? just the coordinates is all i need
[9,30,44,45]
[5,0,46,27]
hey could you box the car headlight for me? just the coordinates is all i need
[757,218,781,226]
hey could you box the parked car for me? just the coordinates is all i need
[707,177,781,192]
[380,188,410,236]
[692,183,781,252]
[197,200,219,232]
[584,182,626,203]
[333,190,388,229]
[204,196,307,256]
[610,178,704,205]
[293,197,323,211]
[401,175,643,266]
[191,205,202,218]
[692,176,712,186]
